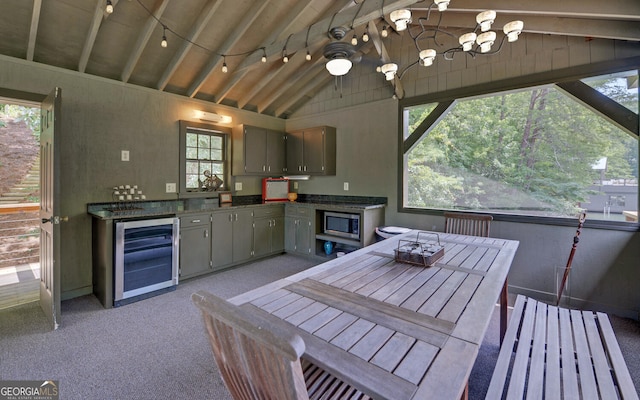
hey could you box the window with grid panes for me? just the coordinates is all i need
[185,129,225,191]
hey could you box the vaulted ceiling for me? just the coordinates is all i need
[1,0,638,119]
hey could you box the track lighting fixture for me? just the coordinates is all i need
[106,0,113,14]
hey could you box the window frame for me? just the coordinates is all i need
[179,120,231,198]
[397,60,640,232]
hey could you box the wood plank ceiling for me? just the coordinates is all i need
[0,0,638,119]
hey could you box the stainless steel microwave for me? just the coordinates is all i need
[324,211,360,240]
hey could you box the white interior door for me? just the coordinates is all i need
[39,87,61,330]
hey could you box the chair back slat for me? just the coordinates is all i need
[444,212,493,237]
[193,291,309,400]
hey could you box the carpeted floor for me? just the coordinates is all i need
[1,254,639,399]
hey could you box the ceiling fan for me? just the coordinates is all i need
[323,27,359,76]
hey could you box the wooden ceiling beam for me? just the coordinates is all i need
[258,46,329,114]
[214,0,318,104]
[237,0,422,74]
[121,0,170,83]
[274,66,332,118]
[186,1,272,98]
[26,0,42,61]
[156,0,223,91]
[422,0,640,21]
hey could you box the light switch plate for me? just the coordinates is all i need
[121,150,129,161]
[165,183,176,193]
[343,182,349,191]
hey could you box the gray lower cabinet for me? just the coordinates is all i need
[179,214,213,279]
[211,208,254,269]
[284,205,314,256]
[253,205,285,258]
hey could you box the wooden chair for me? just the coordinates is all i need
[486,295,638,400]
[444,212,493,237]
[192,291,371,400]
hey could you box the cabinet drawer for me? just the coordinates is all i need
[180,214,210,228]
[254,206,284,218]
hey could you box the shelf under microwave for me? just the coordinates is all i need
[316,233,361,247]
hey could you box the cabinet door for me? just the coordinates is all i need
[179,225,211,278]
[303,128,325,174]
[297,217,312,255]
[271,216,285,253]
[266,130,286,174]
[286,130,304,173]
[243,126,267,174]
[253,217,272,258]
[284,216,297,252]
[233,208,254,263]
[211,212,233,269]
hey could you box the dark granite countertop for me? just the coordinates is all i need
[88,194,386,220]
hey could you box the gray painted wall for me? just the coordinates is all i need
[0,54,282,299]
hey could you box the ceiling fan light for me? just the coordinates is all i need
[419,49,436,66]
[434,0,449,12]
[503,20,524,42]
[380,62,398,81]
[476,31,496,53]
[390,9,412,32]
[476,10,496,32]
[459,32,477,51]
[326,58,352,76]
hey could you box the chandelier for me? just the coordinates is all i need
[378,2,524,82]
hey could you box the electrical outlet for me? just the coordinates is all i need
[293,182,298,190]
[343,182,349,191]
[235,182,243,191]
[121,150,129,161]
[165,183,176,193]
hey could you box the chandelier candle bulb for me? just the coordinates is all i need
[476,31,497,53]
[476,10,496,32]
[419,49,437,66]
[434,0,449,12]
[390,9,412,32]
[504,20,524,42]
[459,33,477,51]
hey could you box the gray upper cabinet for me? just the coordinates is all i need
[286,126,336,175]
[232,124,286,176]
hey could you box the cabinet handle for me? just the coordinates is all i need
[263,165,266,172]
[204,229,208,238]
[303,165,307,172]
[228,214,232,222]
[298,166,302,172]
[272,219,276,227]
[192,219,201,223]
[234,213,238,221]
[268,165,271,172]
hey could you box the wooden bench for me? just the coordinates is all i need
[192,290,371,400]
[486,295,638,399]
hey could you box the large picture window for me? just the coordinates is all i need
[402,70,638,225]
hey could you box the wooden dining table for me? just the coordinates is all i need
[229,230,519,400]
